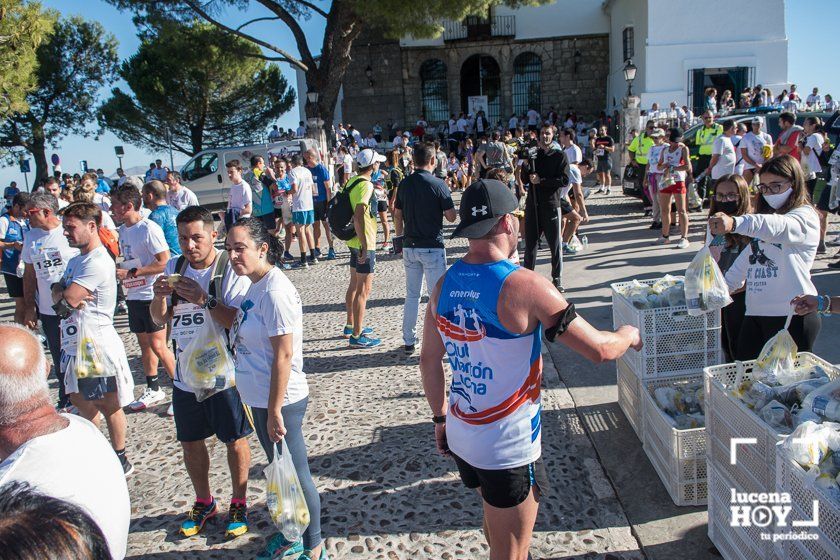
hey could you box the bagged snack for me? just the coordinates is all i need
[775,376,831,408]
[176,319,235,402]
[684,246,732,316]
[759,400,793,434]
[264,439,310,542]
[782,421,840,469]
[741,380,776,411]
[655,387,683,414]
[800,378,840,422]
[755,312,798,385]
[74,307,114,379]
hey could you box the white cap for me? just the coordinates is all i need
[356,149,386,167]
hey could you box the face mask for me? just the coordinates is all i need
[763,188,792,209]
[716,200,739,215]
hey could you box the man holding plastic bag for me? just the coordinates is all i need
[149,206,254,539]
[52,202,135,475]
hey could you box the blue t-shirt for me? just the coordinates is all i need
[148,205,181,256]
[307,164,330,202]
[0,214,28,274]
[277,176,292,192]
[4,186,19,208]
[96,178,111,194]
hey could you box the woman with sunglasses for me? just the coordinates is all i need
[705,174,752,361]
[709,155,821,360]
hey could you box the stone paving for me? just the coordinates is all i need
[1,192,671,559]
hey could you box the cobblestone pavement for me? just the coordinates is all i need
[0,192,676,560]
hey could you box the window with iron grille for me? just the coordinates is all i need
[420,59,449,123]
[512,52,541,116]
[623,27,634,62]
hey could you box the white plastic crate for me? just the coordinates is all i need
[704,353,839,494]
[708,463,780,560]
[775,448,840,560]
[617,356,642,439]
[640,373,707,506]
[611,279,723,378]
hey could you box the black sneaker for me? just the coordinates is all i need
[649,221,662,230]
[817,241,827,254]
[553,281,565,293]
[120,455,134,477]
[403,344,415,355]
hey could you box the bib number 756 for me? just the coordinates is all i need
[172,312,205,328]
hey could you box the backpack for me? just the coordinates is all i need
[99,227,120,260]
[171,250,230,352]
[327,176,367,241]
[385,167,404,194]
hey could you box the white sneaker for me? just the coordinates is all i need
[653,236,671,245]
[128,387,166,412]
[166,403,174,417]
[594,185,604,194]
[676,237,690,249]
[605,187,612,195]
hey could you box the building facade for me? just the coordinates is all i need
[296,0,788,132]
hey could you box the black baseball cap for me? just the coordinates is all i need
[451,179,518,239]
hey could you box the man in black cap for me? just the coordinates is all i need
[419,178,642,560]
[523,124,570,291]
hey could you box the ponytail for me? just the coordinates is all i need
[228,216,283,265]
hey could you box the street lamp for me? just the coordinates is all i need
[623,59,637,97]
[306,90,319,105]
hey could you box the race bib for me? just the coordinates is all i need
[120,258,147,289]
[596,148,605,156]
[171,303,205,347]
[34,248,65,281]
[60,314,79,354]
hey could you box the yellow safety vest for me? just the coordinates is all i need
[628,134,654,164]
[695,124,723,156]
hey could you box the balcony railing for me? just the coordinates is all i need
[442,15,516,42]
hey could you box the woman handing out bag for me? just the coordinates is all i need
[709,155,821,360]
[225,217,325,560]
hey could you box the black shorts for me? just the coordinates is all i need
[596,157,613,173]
[172,385,253,443]
[256,212,276,231]
[376,200,389,213]
[452,453,548,509]
[808,177,831,212]
[127,299,165,334]
[3,272,23,298]
[559,198,574,215]
[313,200,328,222]
[349,247,376,274]
[77,376,118,401]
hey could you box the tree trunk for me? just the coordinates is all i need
[32,134,49,187]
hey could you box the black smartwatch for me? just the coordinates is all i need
[204,295,218,310]
[432,415,447,424]
[128,267,138,278]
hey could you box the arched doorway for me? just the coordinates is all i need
[419,59,449,123]
[512,52,542,116]
[460,54,501,127]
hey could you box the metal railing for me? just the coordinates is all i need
[442,15,515,41]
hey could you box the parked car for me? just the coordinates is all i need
[179,139,318,209]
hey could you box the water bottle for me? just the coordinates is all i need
[581,235,588,250]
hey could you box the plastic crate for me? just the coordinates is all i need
[611,279,723,378]
[617,356,642,439]
[640,373,707,506]
[708,463,780,560]
[775,448,840,560]
[704,353,839,494]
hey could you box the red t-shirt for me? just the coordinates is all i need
[776,129,801,160]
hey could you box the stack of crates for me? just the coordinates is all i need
[704,353,839,560]
[611,278,723,506]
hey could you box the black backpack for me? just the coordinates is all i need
[328,176,367,241]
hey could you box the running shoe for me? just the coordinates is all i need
[562,243,578,254]
[382,242,392,252]
[326,248,336,260]
[342,325,373,338]
[128,387,166,412]
[676,237,690,249]
[257,532,304,559]
[349,334,382,348]
[180,499,218,537]
[605,188,612,195]
[225,503,249,538]
[295,260,310,269]
[120,455,134,477]
[653,236,670,245]
[817,241,827,254]
[403,344,415,355]
[284,251,294,261]
[314,247,322,258]
[297,548,330,560]
[594,185,604,194]
[308,256,319,265]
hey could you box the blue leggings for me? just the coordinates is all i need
[251,398,322,550]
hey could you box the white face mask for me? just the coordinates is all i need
[763,188,793,209]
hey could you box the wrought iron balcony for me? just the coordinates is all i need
[442,15,515,42]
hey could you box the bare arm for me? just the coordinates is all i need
[59,282,93,309]
[393,208,404,237]
[419,277,449,456]
[444,208,457,222]
[353,204,368,251]
[266,333,294,442]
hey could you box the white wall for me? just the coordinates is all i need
[399,0,608,47]
[295,67,344,126]
[606,0,648,113]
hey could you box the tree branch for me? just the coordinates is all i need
[230,48,296,65]
[235,15,280,32]
[254,0,316,69]
[290,0,328,19]
[183,0,308,72]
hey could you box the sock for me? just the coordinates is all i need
[115,448,126,462]
[196,495,214,506]
[299,256,306,264]
[230,498,247,507]
[146,376,160,391]
[310,249,316,258]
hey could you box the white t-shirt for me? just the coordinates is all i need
[167,186,199,211]
[741,131,772,170]
[100,211,117,233]
[508,116,518,129]
[647,144,667,174]
[803,133,824,178]
[118,218,169,301]
[295,126,306,138]
[526,109,540,126]
[0,414,130,560]
[93,193,110,213]
[456,118,467,133]
[61,246,117,330]
[151,167,168,181]
[288,166,315,212]
[564,144,582,165]
[165,254,251,393]
[21,225,80,315]
[448,119,457,135]
[806,94,820,106]
[342,154,354,175]
[232,267,308,408]
[711,136,737,180]
[227,181,252,214]
[392,136,404,147]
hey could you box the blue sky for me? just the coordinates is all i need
[2,0,837,188]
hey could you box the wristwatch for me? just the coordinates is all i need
[128,267,138,278]
[432,415,447,424]
[204,295,218,310]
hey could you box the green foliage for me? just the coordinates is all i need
[0,0,55,118]
[100,21,295,155]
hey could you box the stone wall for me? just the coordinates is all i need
[340,34,610,133]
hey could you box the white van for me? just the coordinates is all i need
[179,139,318,209]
